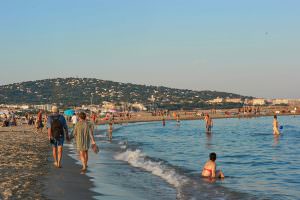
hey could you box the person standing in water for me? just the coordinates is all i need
[204,114,213,133]
[176,114,180,126]
[202,152,224,179]
[162,116,166,126]
[108,122,113,141]
[273,115,280,135]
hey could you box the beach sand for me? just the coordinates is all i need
[0,126,49,200]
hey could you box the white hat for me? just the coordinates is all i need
[52,106,58,113]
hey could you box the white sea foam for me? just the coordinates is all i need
[114,149,188,188]
[118,141,127,145]
[120,145,127,150]
[94,134,106,138]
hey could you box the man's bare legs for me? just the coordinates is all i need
[52,146,63,168]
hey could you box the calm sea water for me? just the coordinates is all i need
[71,116,300,200]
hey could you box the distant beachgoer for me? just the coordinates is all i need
[2,115,9,127]
[108,122,113,141]
[47,106,70,168]
[204,114,213,133]
[202,152,224,179]
[36,110,44,133]
[273,115,280,135]
[162,116,166,126]
[73,112,96,173]
[91,112,97,124]
[176,114,180,126]
[28,115,34,126]
[71,113,78,128]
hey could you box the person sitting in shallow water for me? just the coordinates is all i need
[202,152,224,178]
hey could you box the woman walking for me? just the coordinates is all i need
[74,112,96,173]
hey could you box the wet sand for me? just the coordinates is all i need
[42,147,100,200]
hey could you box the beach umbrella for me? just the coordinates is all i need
[64,109,75,116]
[108,109,117,113]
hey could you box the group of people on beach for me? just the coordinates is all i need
[1,112,17,127]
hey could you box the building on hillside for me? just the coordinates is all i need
[207,97,224,104]
[0,104,30,109]
[0,104,19,109]
[101,101,116,111]
[33,104,52,111]
[225,98,242,103]
[131,103,147,111]
[252,98,266,106]
[272,99,289,105]
[20,105,30,109]
[288,99,300,106]
[243,99,253,105]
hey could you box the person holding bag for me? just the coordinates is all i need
[73,112,98,173]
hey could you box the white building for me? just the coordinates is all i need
[207,97,224,104]
[33,104,52,111]
[272,99,289,105]
[288,99,300,105]
[252,98,266,106]
[225,98,242,103]
[101,101,116,111]
[131,103,147,111]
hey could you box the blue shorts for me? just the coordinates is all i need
[50,137,64,147]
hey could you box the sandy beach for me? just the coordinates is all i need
[0,126,49,200]
[0,125,98,200]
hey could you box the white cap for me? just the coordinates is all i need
[51,106,58,113]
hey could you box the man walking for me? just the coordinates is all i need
[47,106,70,168]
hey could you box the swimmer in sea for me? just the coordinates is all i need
[273,115,280,135]
[202,152,224,179]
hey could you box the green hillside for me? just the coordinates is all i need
[0,78,250,110]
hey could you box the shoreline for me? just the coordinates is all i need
[1,114,298,199]
[42,146,100,200]
[96,113,300,125]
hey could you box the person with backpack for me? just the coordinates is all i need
[47,106,70,168]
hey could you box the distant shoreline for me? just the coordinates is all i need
[95,113,299,125]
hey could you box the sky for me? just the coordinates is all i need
[0,0,299,98]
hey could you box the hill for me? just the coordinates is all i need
[0,78,250,110]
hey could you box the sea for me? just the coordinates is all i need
[67,115,300,200]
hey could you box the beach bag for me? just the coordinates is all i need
[51,115,64,139]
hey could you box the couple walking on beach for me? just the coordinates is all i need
[47,106,97,173]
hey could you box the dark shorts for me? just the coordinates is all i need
[37,121,44,128]
[50,137,64,147]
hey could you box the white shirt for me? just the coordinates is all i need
[71,115,78,124]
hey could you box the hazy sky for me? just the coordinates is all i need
[0,0,299,98]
